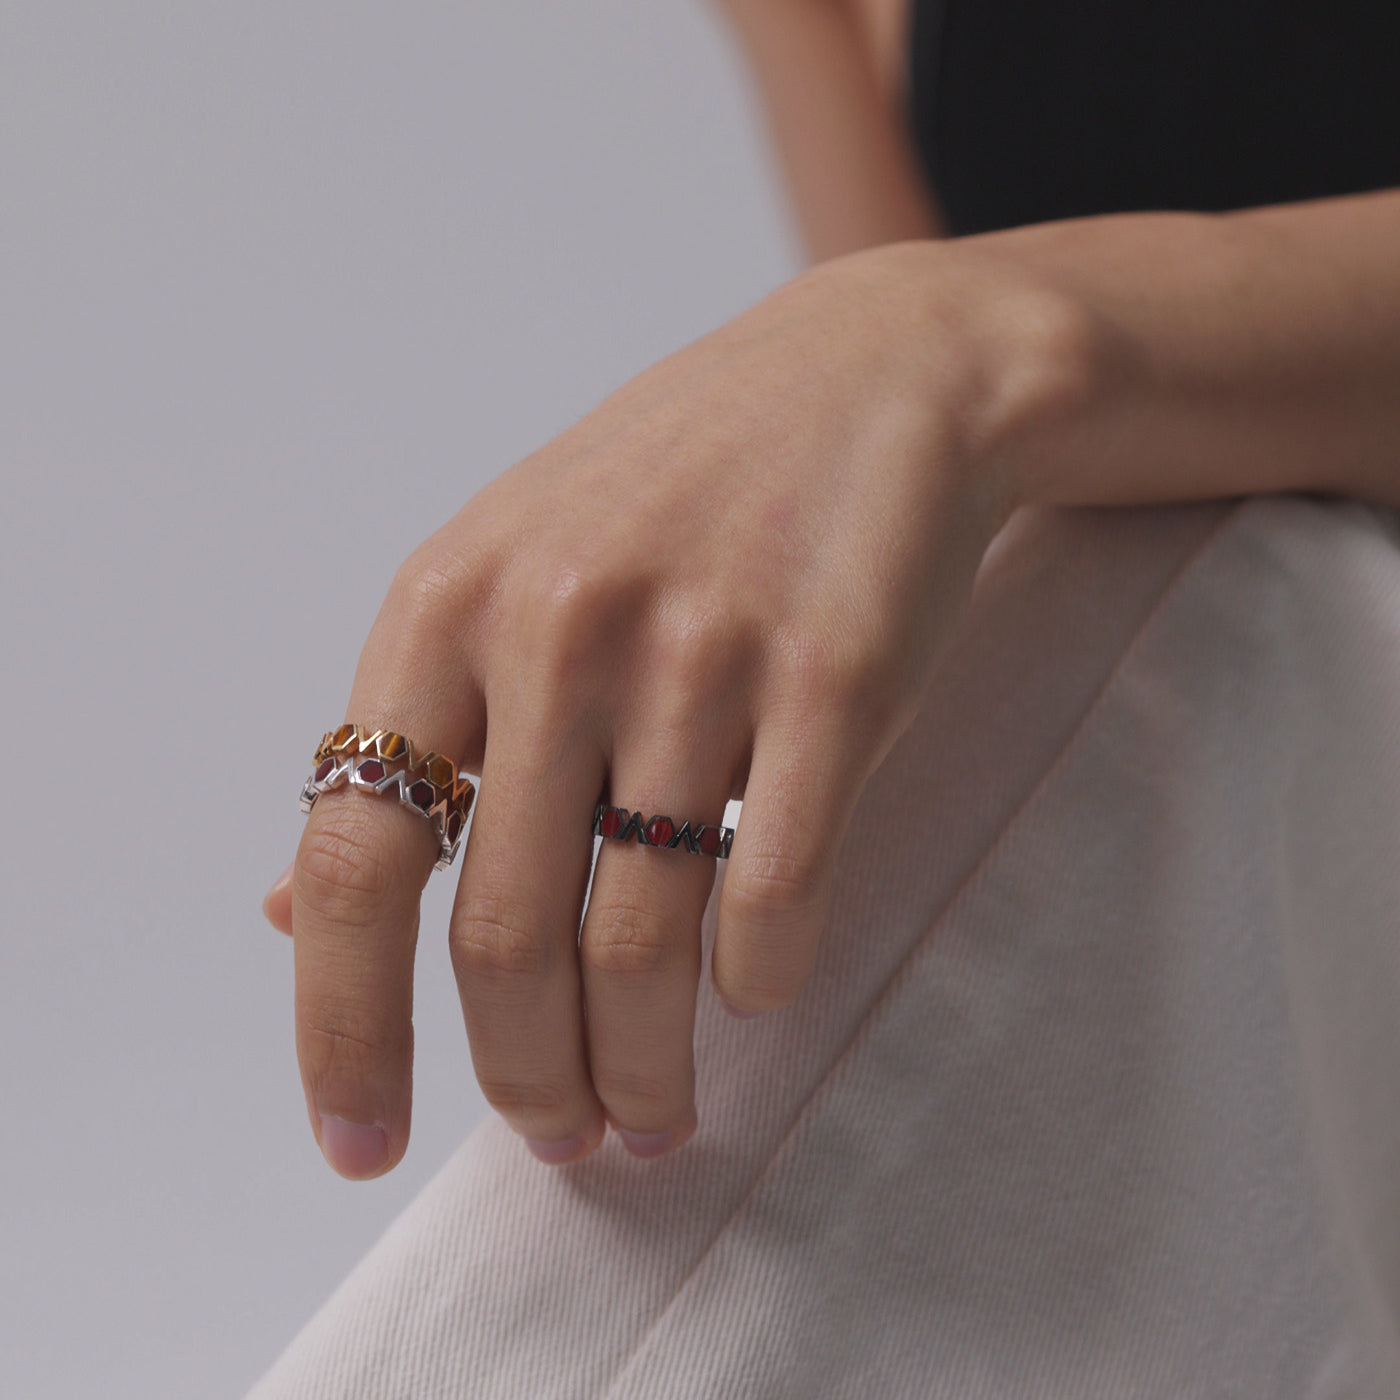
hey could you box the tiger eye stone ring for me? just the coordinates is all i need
[299,723,477,871]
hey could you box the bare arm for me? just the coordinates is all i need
[709,0,945,264]
[911,188,1400,514]
[710,1,1400,516]
[266,18,1400,1174]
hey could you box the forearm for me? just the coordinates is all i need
[937,188,1400,514]
[709,0,945,264]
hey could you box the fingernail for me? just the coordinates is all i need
[319,1114,389,1177]
[720,996,763,1021]
[524,1134,593,1166]
[617,1120,695,1159]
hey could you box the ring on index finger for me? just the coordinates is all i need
[299,723,477,871]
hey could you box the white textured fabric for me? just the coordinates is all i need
[247,495,1400,1399]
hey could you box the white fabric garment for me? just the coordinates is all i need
[246,494,1400,1399]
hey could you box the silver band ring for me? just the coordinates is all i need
[593,804,734,859]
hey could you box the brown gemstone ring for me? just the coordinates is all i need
[593,804,734,859]
[299,723,477,871]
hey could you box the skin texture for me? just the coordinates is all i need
[266,245,1038,1175]
[710,0,946,260]
[264,0,1400,1177]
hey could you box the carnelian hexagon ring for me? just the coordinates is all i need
[298,723,476,872]
[592,804,734,859]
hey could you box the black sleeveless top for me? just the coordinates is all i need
[905,0,1400,236]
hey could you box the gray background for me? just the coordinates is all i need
[0,3,795,1394]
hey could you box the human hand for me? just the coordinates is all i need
[262,239,1071,1176]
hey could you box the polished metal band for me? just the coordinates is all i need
[299,723,476,871]
[593,804,734,859]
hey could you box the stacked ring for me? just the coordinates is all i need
[593,804,734,859]
[299,723,476,871]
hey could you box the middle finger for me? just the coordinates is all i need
[448,700,607,1164]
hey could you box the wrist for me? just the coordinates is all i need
[921,202,1400,513]
[828,238,1107,530]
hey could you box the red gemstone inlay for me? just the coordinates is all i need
[314,758,335,782]
[600,807,622,838]
[697,826,720,856]
[409,780,435,810]
[447,811,463,842]
[645,815,675,847]
[358,759,385,783]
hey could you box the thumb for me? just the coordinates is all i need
[262,860,295,936]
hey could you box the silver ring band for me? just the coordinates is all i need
[300,753,475,871]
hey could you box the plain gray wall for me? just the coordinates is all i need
[0,3,795,1393]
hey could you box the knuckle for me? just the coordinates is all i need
[768,633,911,777]
[651,605,738,696]
[727,849,826,928]
[733,845,817,912]
[592,1066,682,1120]
[475,1074,572,1122]
[772,641,856,728]
[301,1015,405,1093]
[451,902,553,982]
[719,858,828,1011]
[777,635,873,716]
[502,563,615,692]
[387,547,467,638]
[298,819,400,919]
[583,901,682,981]
[529,562,612,636]
[723,969,804,1015]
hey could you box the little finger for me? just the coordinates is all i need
[713,710,869,1016]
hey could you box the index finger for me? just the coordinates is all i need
[293,706,480,1178]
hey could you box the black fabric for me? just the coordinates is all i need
[904,0,1400,236]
